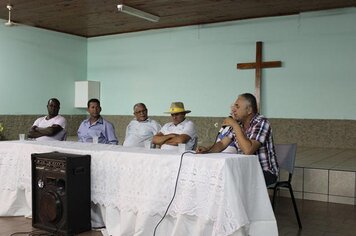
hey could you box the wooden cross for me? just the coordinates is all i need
[236,41,282,112]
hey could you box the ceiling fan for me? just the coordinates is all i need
[4,4,17,26]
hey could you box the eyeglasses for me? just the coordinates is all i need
[134,109,147,114]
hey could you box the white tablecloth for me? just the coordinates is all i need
[0,141,278,236]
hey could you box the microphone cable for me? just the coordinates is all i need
[153,150,196,236]
[153,118,238,235]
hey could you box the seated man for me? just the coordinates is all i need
[77,98,118,144]
[152,102,197,150]
[28,98,67,141]
[123,103,161,147]
[196,93,279,185]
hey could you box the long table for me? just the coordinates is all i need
[0,141,278,236]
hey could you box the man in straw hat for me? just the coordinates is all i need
[152,102,197,150]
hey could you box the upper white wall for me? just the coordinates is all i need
[88,8,356,119]
[0,22,87,115]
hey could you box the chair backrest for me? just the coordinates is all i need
[274,143,297,174]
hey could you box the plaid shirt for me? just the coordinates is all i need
[226,114,279,175]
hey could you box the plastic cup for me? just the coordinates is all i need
[144,140,151,149]
[19,134,25,141]
[92,136,99,144]
[178,143,186,153]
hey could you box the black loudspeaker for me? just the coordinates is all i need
[31,152,91,235]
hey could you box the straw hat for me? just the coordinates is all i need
[164,102,191,114]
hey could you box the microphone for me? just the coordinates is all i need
[221,116,233,128]
[219,126,232,133]
[219,116,232,133]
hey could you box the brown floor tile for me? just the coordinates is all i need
[275,197,356,236]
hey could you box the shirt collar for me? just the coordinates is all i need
[171,118,187,127]
[135,117,151,123]
[45,115,59,120]
[248,113,260,127]
[85,116,103,125]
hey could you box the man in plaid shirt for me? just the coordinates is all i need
[197,93,279,185]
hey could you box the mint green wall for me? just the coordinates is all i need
[0,22,87,115]
[1,8,355,119]
[88,8,356,119]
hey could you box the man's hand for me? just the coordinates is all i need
[28,125,63,139]
[222,117,239,128]
[196,146,208,153]
[152,133,177,146]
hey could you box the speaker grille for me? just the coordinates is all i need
[39,191,62,223]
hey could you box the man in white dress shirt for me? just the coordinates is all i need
[123,103,161,147]
[152,102,197,150]
[28,98,67,141]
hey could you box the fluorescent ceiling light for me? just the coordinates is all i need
[117,4,160,22]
